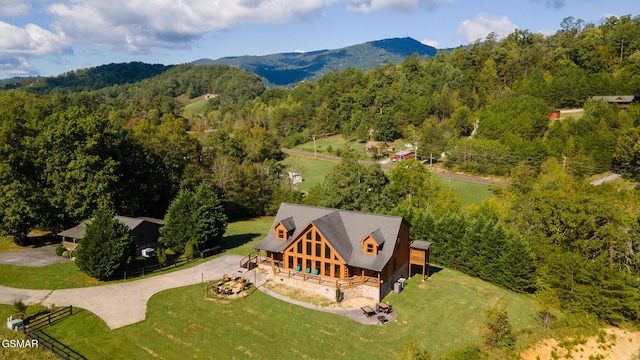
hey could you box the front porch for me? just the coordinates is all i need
[252,251,382,289]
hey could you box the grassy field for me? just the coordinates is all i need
[36,266,539,359]
[280,154,338,192]
[280,153,493,206]
[435,177,494,207]
[294,134,410,159]
[0,218,274,290]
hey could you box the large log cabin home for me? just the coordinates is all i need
[252,203,430,301]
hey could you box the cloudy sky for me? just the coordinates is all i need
[0,0,637,79]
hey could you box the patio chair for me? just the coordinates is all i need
[295,265,301,272]
[313,269,319,276]
[305,267,311,274]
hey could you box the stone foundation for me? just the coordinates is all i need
[260,263,409,302]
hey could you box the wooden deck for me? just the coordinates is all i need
[274,267,380,289]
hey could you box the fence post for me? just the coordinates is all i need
[48,313,51,325]
[70,305,73,315]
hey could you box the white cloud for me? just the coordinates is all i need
[457,13,517,44]
[420,37,438,48]
[46,0,337,52]
[0,0,33,17]
[345,0,450,12]
[0,21,71,56]
[0,20,71,78]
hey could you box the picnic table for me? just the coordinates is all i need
[361,305,376,317]
[376,302,392,314]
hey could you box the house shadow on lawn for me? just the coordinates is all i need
[408,264,444,279]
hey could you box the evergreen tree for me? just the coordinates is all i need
[159,189,198,252]
[482,306,515,350]
[74,204,134,281]
[160,183,228,253]
[193,183,227,249]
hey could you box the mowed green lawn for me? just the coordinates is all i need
[434,177,494,207]
[294,134,409,159]
[280,155,338,192]
[38,266,539,359]
[0,218,274,290]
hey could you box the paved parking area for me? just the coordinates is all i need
[0,244,71,267]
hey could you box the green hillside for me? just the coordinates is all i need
[194,37,437,86]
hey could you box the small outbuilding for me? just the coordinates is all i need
[592,95,635,108]
[58,216,163,255]
[390,150,415,162]
[408,240,432,281]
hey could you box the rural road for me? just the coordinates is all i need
[281,148,506,187]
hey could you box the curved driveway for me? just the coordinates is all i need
[1,254,393,328]
[0,254,257,329]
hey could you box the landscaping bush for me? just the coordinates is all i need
[61,250,69,258]
[55,245,65,256]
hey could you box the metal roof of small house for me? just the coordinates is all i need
[254,203,405,272]
[592,95,635,103]
[57,216,163,239]
[410,240,433,251]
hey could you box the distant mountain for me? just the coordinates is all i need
[2,62,172,93]
[193,37,437,87]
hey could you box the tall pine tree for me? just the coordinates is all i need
[75,204,134,280]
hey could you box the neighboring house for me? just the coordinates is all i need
[364,141,391,157]
[592,95,635,108]
[252,203,418,301]
[390,150,415,162]
[58,216,163,255]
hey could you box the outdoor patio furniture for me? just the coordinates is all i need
[223,274,230,281]
[295,265,301,272]
[313,269,319,276]
[305,267,311,274]
[361,306,376,317]
[376,302,392,314]
[377,315,386,325]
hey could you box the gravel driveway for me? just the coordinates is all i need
[0,244,71,267]
[0,254,262,329]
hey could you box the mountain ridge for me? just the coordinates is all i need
[193,37,437,86]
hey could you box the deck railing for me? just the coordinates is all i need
[275,268,380,288]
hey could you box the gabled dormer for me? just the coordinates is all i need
[273,217,296,240]
[360,229,385,255]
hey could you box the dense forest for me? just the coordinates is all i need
[1,15,639,324]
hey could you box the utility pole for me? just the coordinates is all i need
[313,135,317,159]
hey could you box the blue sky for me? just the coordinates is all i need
[0,0,637,79]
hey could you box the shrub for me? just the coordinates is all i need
[61,250,69,258]
[55,245,65,256]
[14,300,27,319]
